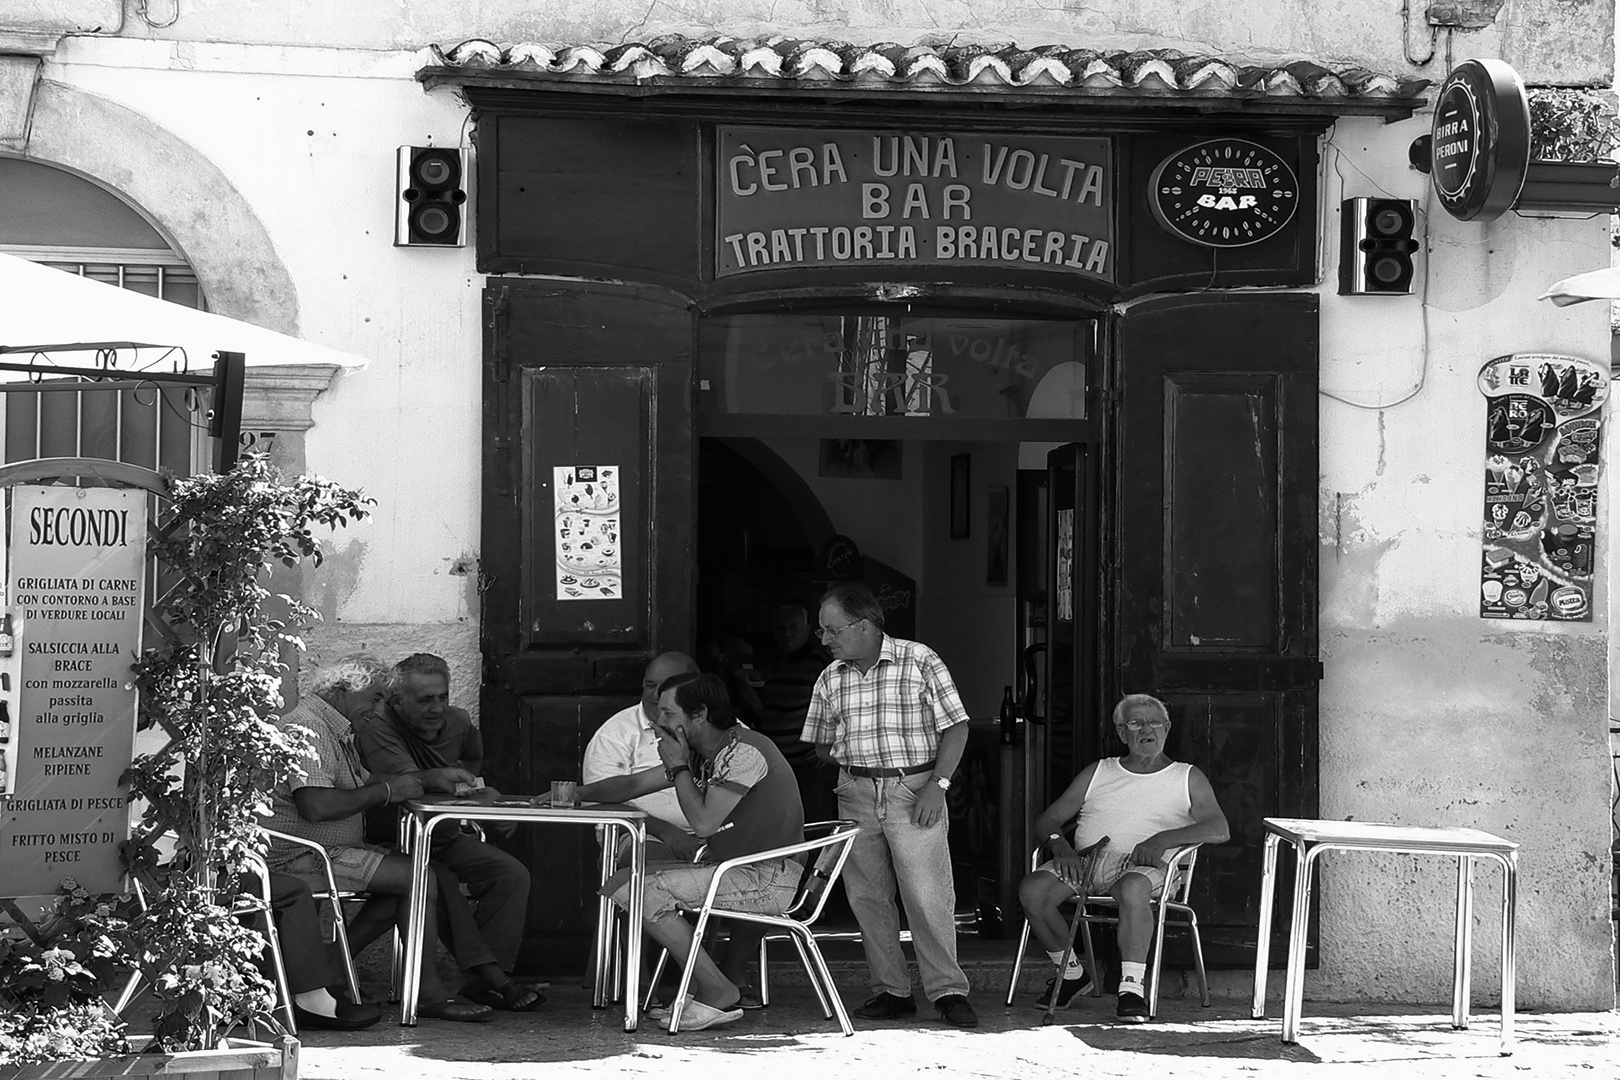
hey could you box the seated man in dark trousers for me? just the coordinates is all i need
[1017,693,1229,1023]
[268,655,494,1022]
[602,672,805,1032]
[246,871,381,1030]
[353,652,541,1012]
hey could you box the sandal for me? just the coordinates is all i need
[417,997,495,1023]
[460,979,548,1012]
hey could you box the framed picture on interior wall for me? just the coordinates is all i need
[986,485,1010,585]
[950,453,971,539]
[819,438,902,479]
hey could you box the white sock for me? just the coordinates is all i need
[1064,955,1088,980]
[294,987,338,1017]
[1119,961,1147,995]
[1045,949,1067,966]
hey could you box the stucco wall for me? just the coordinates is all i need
[14,0,1614,85]
[1313,115,1614,1007]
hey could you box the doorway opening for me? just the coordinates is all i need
[694,307,1101,934]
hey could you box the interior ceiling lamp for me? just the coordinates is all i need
[396,145,469,247]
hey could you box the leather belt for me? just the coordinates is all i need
[845,760,936,779]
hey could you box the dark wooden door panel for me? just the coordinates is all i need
[1115,294,1320,967]
[481,279,696,975]
[521,367,651,647]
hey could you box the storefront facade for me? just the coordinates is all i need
[0,1,1614,1007]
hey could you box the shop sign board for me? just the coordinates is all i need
[1478,354,1607,621]
[1147,138,1299,248]
[716,127,1113,281]
[1430,59,1531,222]
[0,485,145,897]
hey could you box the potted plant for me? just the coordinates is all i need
[1,453,370,1078]
[1519,87,1620,212]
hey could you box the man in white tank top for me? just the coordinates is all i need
[1018,694,1229,1022]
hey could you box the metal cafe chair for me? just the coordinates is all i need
[263,828,379,1005]
[1005,842,1209,1018]
[643,821,862,1035]
[114,849,299,1035]
[754,819,861,1007]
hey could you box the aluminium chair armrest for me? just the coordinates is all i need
[262,827,349,902]
[691,825,861,913]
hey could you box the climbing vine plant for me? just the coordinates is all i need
[119,453,372,1051]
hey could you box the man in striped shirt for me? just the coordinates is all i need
[801,583,977,1028]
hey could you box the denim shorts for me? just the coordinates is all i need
[1038,849,1168,898]
[275,843,389,893]
[608,856,802,923]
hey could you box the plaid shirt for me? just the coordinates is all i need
[265,694,371,866]
[801,634,969,769]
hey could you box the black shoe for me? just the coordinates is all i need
[1035,972,1094,1010]
[1115,990,1150,1024]
[855,992,917,1020]
[935,994,978,1028]
[293,998,382,1031]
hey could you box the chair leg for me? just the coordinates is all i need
[667,911,711,1034]
[643,949,670,1012]
[261,914,298,1034]
[325,898,362,1006]
[1147,896,1173,1018]
[757,934,771,1006]
[1186,912,1211,1007]
[799,931,853,1037]
[788,932,832,1018]
[1005,919,1033,1006]
[1078,912,1103,997]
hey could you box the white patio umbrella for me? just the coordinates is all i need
[1537,266,1620,307]
[0,250,371,377]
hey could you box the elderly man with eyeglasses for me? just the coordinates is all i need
[801,583,977,1028]
[1017,693,1230,1023]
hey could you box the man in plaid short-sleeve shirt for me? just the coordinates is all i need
[801,583,977,1028]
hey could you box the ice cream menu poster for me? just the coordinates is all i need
[554,465,622,601]
[1479,353,1607,621]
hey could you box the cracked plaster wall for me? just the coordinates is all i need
[1315,117,1614,1007]
[17,0,1612,85]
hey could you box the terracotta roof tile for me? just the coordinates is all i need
[421,35,1429,111]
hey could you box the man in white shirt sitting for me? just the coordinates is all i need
[581,652,702,862]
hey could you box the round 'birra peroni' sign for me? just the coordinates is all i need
[1429,59,1530,222]
[1148,138,1299,248]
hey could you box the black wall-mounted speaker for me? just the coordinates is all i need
[395,146,468,247]
[1339,197,1419,295]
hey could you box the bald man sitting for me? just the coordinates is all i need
[581,652,704,863]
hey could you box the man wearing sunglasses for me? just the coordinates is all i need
[802,583,977,1028]
[1017,693,1229,1023]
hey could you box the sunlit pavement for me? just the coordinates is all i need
[294,986,1617,1080]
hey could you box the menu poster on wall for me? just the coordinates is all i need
[0,485,145,897]
[554,466,622,601]
[1478,354,1608,621]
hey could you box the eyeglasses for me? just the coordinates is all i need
[1116,718,1169,731]
[816,619,864,641]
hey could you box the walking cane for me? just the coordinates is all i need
[1041,836,1106,1027]
[1042,899,1090,1027]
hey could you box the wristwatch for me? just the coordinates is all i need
[664,763,690,783]
[932,774,951,792]
[1047,831,1066,847]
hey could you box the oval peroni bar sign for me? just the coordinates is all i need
[1147,138,1299,248]
[1430,59,1530,222]
[715,127,1114,281]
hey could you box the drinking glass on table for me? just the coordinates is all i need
[550,780,579,808]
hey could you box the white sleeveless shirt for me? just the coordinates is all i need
[1073,757,1194,859]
